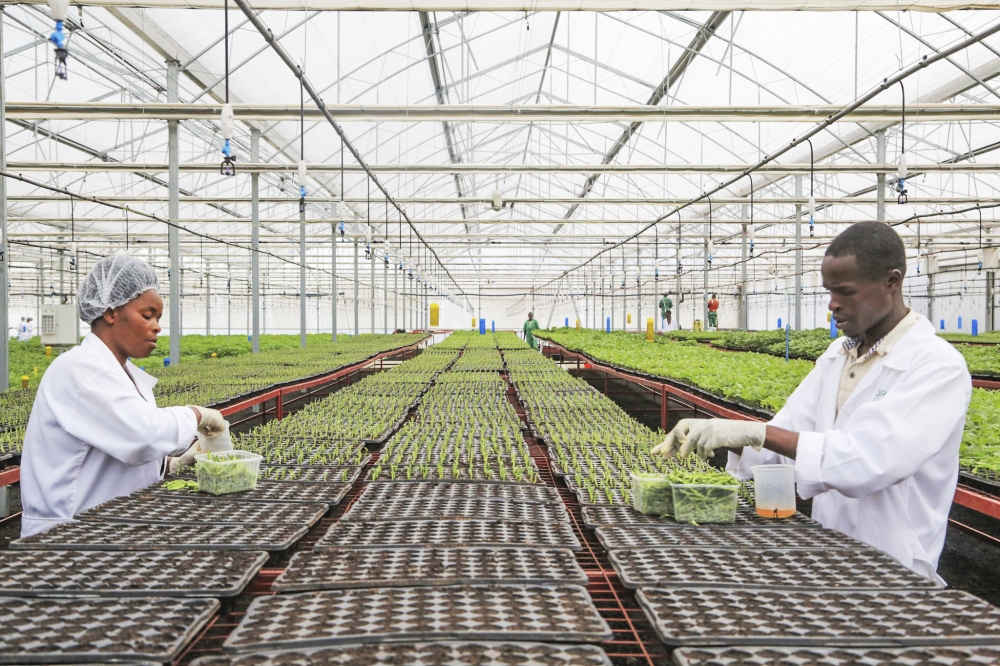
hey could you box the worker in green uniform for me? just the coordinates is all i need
[658,293,673,331]
[708,293,720,330]
[523,312,540,350]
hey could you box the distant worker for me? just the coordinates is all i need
[17,316,28,342]
[707,294,719,330]
[20,255,231,537]
[25,317,34,339]
[652,222,971,582]
[523,311,540,350]
[658,293,673,331]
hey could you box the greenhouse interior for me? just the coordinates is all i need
[3,1,1000,664]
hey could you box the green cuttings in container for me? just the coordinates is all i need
[195,452,260,496]
[631,473,676,516]
[668,470,739,525]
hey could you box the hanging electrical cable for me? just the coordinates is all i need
[219,0,236,176]
[896,81,908,205]
[707,196,714,265]
[365,180,372,261]
[805,138,815,237]
[48,0,70,80]
[298,73,307,213]
[978,206,984,274]
[749,177,755,258]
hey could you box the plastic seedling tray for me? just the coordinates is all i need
[595,526,871,551]
[357,482,561,505]
[341,498,568,523]
[138,480,352,507]
[365,463,543,485]
[672,645,1000,666]
[76,495,327,527]
[260,465,363,484]
[581,505,818,529]
[636,587,1000,647]
[0,596,219,664]
[192,641,612,666]
[0,550,267,598]
[11,521,309,553]
[609,547,939,590]
[273,548,587,591]
[315,520,582,551]
[223,585,612,652]
[195,451,263,495]
[671,484,738,524]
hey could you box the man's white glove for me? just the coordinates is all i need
[168,440,202,474]
[651,418,767,460]
[190,406,228,437]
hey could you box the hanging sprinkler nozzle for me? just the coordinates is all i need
[808,196,816,237]
[49,0,70,80]
[220,104,236,176]
[896,153,908,205]
[298,162,307,213]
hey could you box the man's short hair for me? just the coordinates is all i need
[825,221,907,282]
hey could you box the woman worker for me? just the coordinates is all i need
[20,255,228,537]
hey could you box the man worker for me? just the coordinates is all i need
[523,312,540,350]
[658,293,673,331]
[20,255,230,537]
[707,294,719,330]
[652,222,970,582]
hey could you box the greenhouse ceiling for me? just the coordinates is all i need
[1,3,1000,306]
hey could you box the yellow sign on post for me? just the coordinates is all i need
[575,319,580,329]
[430,303,439,327]
[471,316,476,329]
[627,313,632,324]
[693,319,704,331]
[646,318,654,341]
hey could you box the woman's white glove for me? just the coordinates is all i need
[191,407,228,437]
[651,418,767,460]
[198,422,233,454]
[168,440,202,474]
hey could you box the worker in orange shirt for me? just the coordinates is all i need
[707,293,720,330]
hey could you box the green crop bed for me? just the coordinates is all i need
[536,329,812,413]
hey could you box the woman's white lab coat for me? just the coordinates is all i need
[729,314,971,583]
[19,333,198,537]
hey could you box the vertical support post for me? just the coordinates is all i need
[928,272,935,326]
[794,175,802,331]
[353,240,359,336]
[876,129,886,224]
[205,268,211,335]
[331,222,337,341]
[660,385,668,432]
[383,257,388,334]
[300,208,306,348]
[369,242,375,335]
[167,59,180,367]
[0,8,8,389]
[676,221,682,330]
[987,271,995,333]
[702,233,709,327]
[740,210,748,330]
[394,262,398,332]
[251,129,260,353]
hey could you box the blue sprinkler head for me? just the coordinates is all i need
[654,268,659,281]
[338,222,345,238]
[809,215,815,237]
[220,140,236,176]
[299,186,307,213]
[50,21,68,80]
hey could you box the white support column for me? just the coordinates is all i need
[383,257,388,334]
[168,59,180,366]
[251,129,260,353]
[394,263,398,332]
[300,208,306,347]
[331,221,337,342]
[205,268,211,335]
[876,129,886,224]
[702,233,709,328]
[794,175,802,331]
[370,244,375,335]
[0,8,8,389]
[740,214,748,330]
[353,240,359,336]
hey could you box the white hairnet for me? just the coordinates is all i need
[78,255,160,324]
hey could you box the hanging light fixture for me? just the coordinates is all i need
[48,0,70,80]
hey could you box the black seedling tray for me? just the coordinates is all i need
[357,481,561,504]
[260,465,363,484]
[0,596,219,664]
[596,526,871,551]
[76,496,327,527]
[224,585,612,652]
[365,464,543,485]
[192,641,612,665]
[636,587,1000,647]
[581,505,818,529]
[12,521,309,552]
[0,550,267,598]
[315,520,582,551]
[272,548,588,591]
[342,498,568,523]
[672,645,1000,666]
[138,481,352,507]
[610,548,938,590]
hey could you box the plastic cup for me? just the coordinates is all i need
[751,464,796,519]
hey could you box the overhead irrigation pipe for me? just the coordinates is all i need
[541,16,1000,290]
[232,0,469,310]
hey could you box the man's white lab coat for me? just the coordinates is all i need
[728,314,970,583]
[20,333,198,537]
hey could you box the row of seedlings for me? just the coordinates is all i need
[505,348,1000,664]
[211,331,615,664]
[0,336,432,665]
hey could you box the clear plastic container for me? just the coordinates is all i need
[631,472,674,516]
[751,464,797,519]
[194,451,262,496]
[671,484,738,524]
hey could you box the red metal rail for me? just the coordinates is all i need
[973,378,1000,390]
[954,485,1000,521]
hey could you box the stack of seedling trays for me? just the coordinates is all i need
[203,335,613,665]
